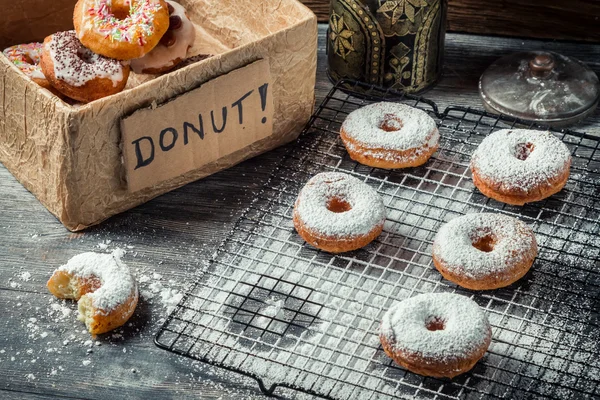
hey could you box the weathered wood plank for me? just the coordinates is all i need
[301,0,600,42]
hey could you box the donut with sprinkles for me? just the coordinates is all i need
[74,0,170,60]
[130,0,196,74]
[2,43,61,95]
[40,31,130,103]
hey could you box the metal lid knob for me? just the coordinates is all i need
[529,53,555,78]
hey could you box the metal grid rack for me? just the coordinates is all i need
[155,81,600,400]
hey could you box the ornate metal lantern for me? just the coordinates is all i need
[327,0,448,94]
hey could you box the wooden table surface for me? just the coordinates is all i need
[1,25,600,400]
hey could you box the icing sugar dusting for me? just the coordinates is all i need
[47,30,125,87]
[345,129,440,163]
[433,213,537,279]
[470,129,571,192]
[380,293,491,360]
[341,102,438,151]
[57,249,137,313]
[294,172,386,238]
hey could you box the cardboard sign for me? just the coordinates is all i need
[121,59,273,192]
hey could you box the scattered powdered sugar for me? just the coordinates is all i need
[294,172,386,238]
[254,297,285,329]
[47,30,125,87]
[380,293,491,360]
[138,272,183,314]
[470,129,571,192]
[50,301,73,320]
[19,271,32,282]
[433,213,537,279]
[341,102,438,151]
[56,249,137,313]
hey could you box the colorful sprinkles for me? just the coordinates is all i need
[85,0,164,45]
[2,43,46,79]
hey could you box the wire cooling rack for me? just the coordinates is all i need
[155,80,600,400]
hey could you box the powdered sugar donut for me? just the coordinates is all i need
[470,129,571,205]
[40,31,130,103]
[130,0,196,74]
[47,250,138,336]
[340,102,439,169]
[432,213,537,290]
[74,0,170,60]
[293,172,386,253]
[380,293,492,378]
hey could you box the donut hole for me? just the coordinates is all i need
[327,197,352,213]
[22,55,35,65]
[425,316,445,331]
[472,231,497,253]
[111,4,132,21]
[515,142,535,161]
[76,48,95,64]
[379,114,403,132]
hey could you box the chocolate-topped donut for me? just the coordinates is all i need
[40,31,130,103]
[130,0,196,74]
[340,102,440,169]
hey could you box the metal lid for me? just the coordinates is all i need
[479,51,600,127]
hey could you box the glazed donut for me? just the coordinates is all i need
[293,172,386,253]
[470,129,571,205]
[47,250,138,336]
[130,1,196,74]
[40,31,130,103]
[74,0,170,60]
[432,213,537,290]
[340,102,439,169]
[2,43,51,89]
[380,293,492,378]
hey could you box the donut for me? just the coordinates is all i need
[40,31,130,103]
[432,213,538,290]
[47,250,138,336]
[2,43,51,89]
[380,293,492,378]
[293,172,386,253]
[470,129,571,205]
[340,102,439,169]
[130,1,196,74]
[74,0,170,60]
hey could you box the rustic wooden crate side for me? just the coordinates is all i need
[59,9,317,231]
[0,59,71,223]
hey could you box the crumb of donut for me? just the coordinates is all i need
[77,295,94,331]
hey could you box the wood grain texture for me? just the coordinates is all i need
[0,26,599,400]
[301,0,600,42]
